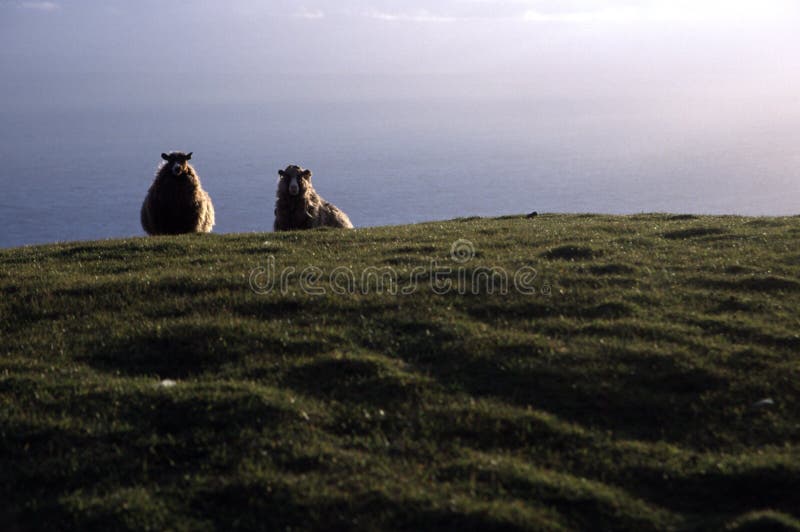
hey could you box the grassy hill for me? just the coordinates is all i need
[2,214,800,531]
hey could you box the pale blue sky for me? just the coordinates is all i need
[1,0,799,108]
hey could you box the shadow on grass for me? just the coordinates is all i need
[191,482,535,532]
[662,227,728,239]
[233,299,305,320]
[466,300,636,321]
[286,356,424,407]
[81,323,326,378]
[0,388,295,531]
[687,317,800,351]
[628,466,800,520]
[437,465,667,531]
[82,326,247,378]
[691,276,800,293]
[354,319,729,446]
[586,263,637,275]
[542,245,602,261]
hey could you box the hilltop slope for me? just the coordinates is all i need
[2,214,800,531]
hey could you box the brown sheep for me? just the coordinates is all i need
[141,151,215,235]
[273,165,353,231]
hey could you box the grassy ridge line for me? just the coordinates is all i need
[1,214,800,531]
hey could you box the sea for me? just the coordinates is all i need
[1,99,798,248]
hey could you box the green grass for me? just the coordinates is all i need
[2,214,800,531]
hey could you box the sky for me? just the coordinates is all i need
[1,0,799,108]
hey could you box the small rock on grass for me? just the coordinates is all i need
[752,398,774,409]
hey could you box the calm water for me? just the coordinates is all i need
[1,100,798,248]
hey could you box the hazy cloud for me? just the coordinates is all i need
[301,0,800,24]
[522,1,795,24]
[363,9,457,22]
[1,0,798,110]
[19,1,59,10]
[293,7,325,19]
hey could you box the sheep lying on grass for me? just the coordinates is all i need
[274,165,353,231]
[141,151,215,235]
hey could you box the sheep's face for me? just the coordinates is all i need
[161,152,193,177]
[278,165,312,197]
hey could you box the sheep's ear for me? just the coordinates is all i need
[161,153,169,161]
[186,152,193,160]
[278,169,285,177]
[302,169,312,178]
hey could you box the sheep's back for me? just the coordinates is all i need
[314,195,353,229]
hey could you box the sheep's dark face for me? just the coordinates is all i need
[161,152,193,177]
[278,165,312,197]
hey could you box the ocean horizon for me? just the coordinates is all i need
[1,98,798,249]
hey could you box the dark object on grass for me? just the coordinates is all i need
[141,151,215,235]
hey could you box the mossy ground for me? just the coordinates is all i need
[2,214,799,531]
